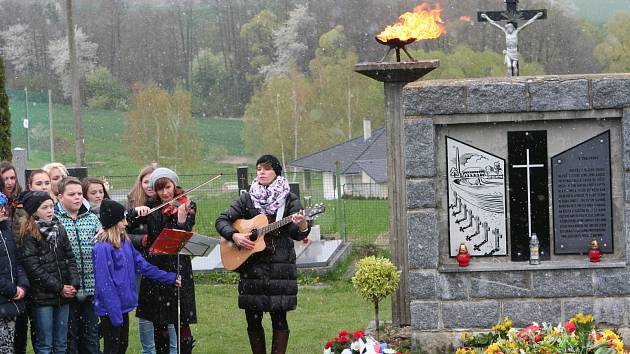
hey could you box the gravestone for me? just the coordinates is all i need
[552,131,613,254]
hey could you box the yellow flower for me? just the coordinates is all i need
[460,332,469,341]
[604,329,620,341]
[456,348,476,354]
[486,343,501,354]
[571,313,594,325]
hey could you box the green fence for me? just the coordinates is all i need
[104,171,390,244]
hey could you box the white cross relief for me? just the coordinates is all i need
[512,148,545,239]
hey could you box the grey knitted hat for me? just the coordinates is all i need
[149,167,179,189]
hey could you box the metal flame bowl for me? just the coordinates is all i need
[375,36,417,48]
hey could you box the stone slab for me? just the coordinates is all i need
[410,301,440,330]
[408,211,438,269]
[594,298,626,326]
[529,79,590,111]
[405,119,435,178]
[564,299,594,320]
[438,273,469,300]
[403,85,466,116]
[592,79,630,109]
[531,270,594,297]
[595,268,630,296]
[469,272,531,299]
[503,300,562,327]
[467,83,528,113]
[407,179,436,209]
[408,271,438,300]
[442,301,500,329]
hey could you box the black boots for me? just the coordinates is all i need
[154,329,170,354]
[248,329,267,354]
[180,337,196,354]
[271,330,289,354]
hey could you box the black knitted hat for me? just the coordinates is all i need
[21,191,53,216]
[256,155,282,176]
[99,199,126,229]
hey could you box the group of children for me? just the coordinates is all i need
[0,162,196,354]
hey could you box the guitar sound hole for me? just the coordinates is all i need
[249,229,258,241]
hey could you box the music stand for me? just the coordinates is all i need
[149,228,214,354]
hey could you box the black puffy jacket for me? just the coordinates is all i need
[0,220,29,317]
[18,220,81,307]
[215,192,310,312]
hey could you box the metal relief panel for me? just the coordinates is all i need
[552,131,613,254]
[446,137,507,257]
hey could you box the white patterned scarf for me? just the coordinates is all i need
[249,176,290,216]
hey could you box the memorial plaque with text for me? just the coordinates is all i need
[552,131,613,254]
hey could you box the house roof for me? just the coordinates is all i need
[288,128,387,182]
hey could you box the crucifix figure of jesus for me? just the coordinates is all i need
[478,0,547,76]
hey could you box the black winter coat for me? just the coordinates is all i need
[18,221,81,307]
[0,220,29,317]
[215,192,310,312]
[130,200,197,325]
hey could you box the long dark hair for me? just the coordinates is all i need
[0,161,23,199]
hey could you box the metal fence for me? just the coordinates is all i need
[104,171,389,245]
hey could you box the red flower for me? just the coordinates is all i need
[534,335,542,342]
[338,330,350,337]
[353,330,365,339]
[325,341,333,349]
[565,321,577,333]
[339,336,350,343]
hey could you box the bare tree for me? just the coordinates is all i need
[65,0,85,166]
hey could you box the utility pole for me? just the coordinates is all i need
[23,87,30,160]
[48,89,54,161]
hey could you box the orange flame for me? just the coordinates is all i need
[459,15,471,22]
[376,3,446,43]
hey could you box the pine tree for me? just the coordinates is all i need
[0,56,12,161]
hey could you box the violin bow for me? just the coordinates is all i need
[145,173,223,216]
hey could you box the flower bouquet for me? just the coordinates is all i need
[323,330,401,354]
[457,313,629,354]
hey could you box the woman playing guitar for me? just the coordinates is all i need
[215,155,310,354]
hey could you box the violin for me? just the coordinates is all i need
[161,193,191,216]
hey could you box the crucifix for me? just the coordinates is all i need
[477,0,547,76]
[511,149,544,239]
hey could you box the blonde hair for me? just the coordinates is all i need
[95,223,129,249]
[19,215,42,242]
[42,163,69,177]
[127,165,156,208]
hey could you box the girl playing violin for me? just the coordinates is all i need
[127,167,197,354]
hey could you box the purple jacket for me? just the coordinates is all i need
[93,240,176,327]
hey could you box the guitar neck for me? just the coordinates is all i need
[259,214,294,235]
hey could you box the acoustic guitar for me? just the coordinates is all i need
[220,204,326,271]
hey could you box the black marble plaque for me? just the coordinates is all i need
[552,131,613,254]
[508,131,550,261]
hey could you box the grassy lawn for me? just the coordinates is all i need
[25,280,390,353]
[7,94,247,176]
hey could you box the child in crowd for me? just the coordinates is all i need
[0,192,28,352]
[55,177,102,354]
[93,199,180,354]
[18,191,79,354]
[81,177,110,218]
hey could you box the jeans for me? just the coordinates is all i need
[67,296,100,354]
[138,318,155,354]
[32,304,69,354]
[168,325,177,354]
[101,314,129,354]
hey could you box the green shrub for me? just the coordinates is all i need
[352,256,400,339]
